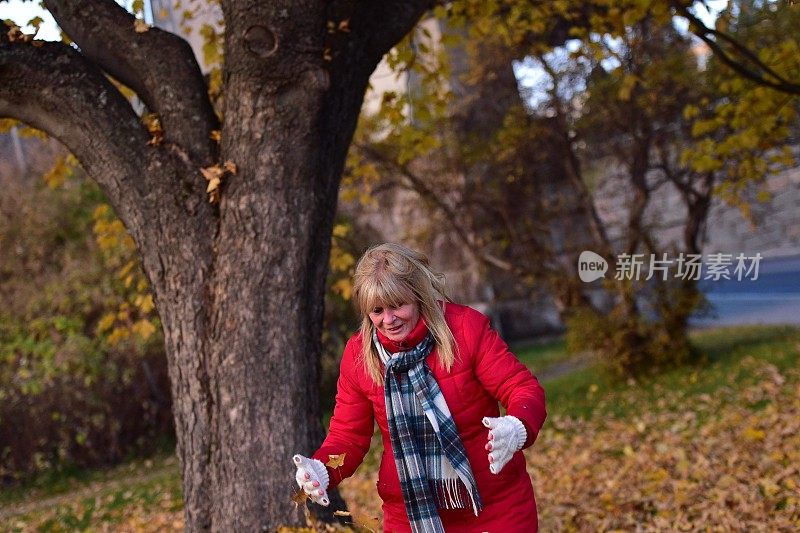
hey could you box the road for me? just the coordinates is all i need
[690,253,800,327]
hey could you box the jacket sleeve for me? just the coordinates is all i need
[465,308,547,449]
[311,339,375,490]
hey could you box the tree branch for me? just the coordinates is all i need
[355,142,533,276]
[44,0,219,164]
[308,0,440,205]
[349,0,437,64]
[0,39,151,221]
[673,1,800,95]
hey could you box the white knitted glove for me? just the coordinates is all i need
[293,454,330,506]
[482,415,527,474]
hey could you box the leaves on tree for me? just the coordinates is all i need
[143,114,164,146]
[133,19,150,33]
[5,23,36,43]
[201,160,237,203]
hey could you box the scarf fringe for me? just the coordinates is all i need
[430,477,480,515]
[431,477,464,510]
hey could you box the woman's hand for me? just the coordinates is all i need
[293,454,330,506]
[482,416,527,474]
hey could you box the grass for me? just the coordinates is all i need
[511,337,571,375]
[0,452,183,532]
[543,324,800,420]
[2,323,798,531]
[0,438,177,507]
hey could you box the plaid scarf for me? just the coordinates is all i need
[374,330,483,533]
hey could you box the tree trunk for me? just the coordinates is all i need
[1,1,433,530]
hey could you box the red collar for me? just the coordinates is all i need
[375,316,429,353]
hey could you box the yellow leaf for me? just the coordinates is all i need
[743,427,765,441]
[132,319,156,340]
[617,73,638,101]
[93,204,110,218]
[142,294,154,313]
[330,251,354,272]
[290,487,308,508]
[210,130,221,142]
[108,327,130,346]
[119,260,136,279]
[223,160,237,175]
[27,16,44,30]
[326,453,346,469]
[623,445,634,457]
[201,165,223,181]
[96,313,117,334]
[759,478,780,497]
[143,114,163,145]
[206,177,221,194]
[683,104,700,120]
[332,278,352,300]
[332,223,349,238]
[42,155,70,189]
[0,118,20,134]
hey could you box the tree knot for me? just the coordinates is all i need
[244,25,278,58]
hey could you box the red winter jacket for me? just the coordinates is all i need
[312,303,547,532]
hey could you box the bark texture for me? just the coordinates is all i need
[0,1,432,530]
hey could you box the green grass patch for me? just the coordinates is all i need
[512,337,570,373]
[539,324,800,421]
[1,456,182,532]
[0,462,93,507]
[0,450,179,508]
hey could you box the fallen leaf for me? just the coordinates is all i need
[201,165,223,182]
[327,453,346,469]
[291,487,308,508]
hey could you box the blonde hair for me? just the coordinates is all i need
[352,242,457,385]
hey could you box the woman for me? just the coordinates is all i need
[293,243,547,532]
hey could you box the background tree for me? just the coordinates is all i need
[0,153,172,483]
[344,0,799,377]
[1,0,435,529]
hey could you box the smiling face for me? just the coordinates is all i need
[368,302,420,342]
